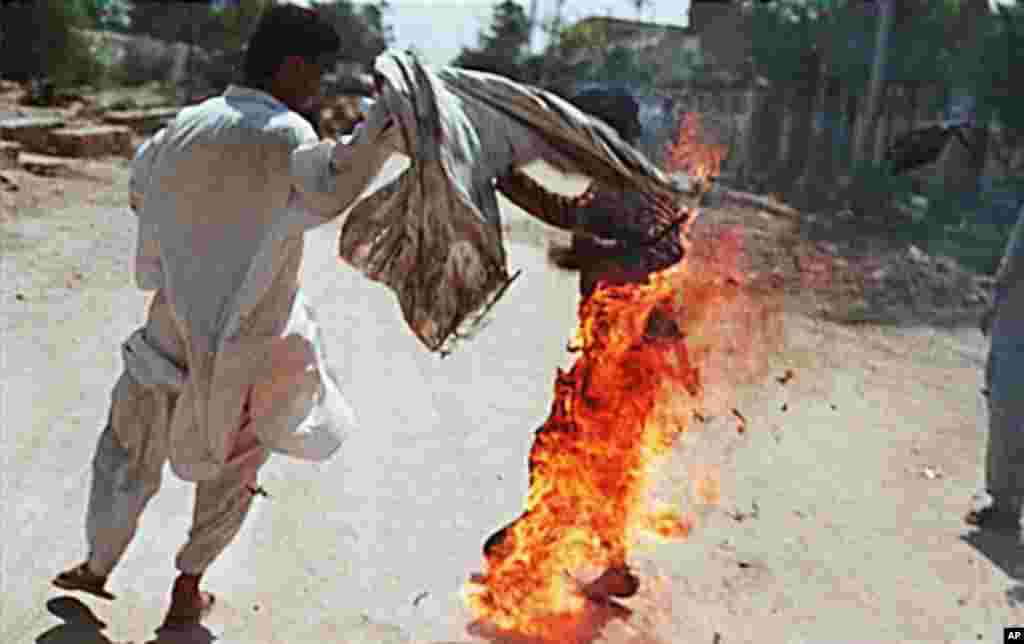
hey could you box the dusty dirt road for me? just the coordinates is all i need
[1,158,1020,644]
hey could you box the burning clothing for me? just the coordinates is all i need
[496,169,687,297]
[983,204,1024,517]
[335,51,683,354]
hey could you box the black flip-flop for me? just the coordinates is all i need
[52,564,116,601]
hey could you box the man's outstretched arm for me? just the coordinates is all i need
[289,100,404,227]
[495,167,685,247]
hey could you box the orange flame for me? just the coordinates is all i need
[464,257,704,638]
[665,112,729,181]
[463,112,768,641]
[464,247,762,638]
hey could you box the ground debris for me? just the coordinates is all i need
[726,501,760,522]
[909,465,944,480]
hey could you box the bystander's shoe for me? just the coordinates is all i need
[52,562,116,600]
[965,504,1022,534]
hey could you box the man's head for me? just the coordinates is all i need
[570,90,643,145]
[243,4,341,112]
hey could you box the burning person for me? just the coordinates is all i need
[465,111,733,637]
[53,14,683,632]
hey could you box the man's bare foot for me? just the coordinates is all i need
[162,574,216,629]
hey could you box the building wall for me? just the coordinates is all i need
[687,0,753,78]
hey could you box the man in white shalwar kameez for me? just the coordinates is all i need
[53,6,403,627]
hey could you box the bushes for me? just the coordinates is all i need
[913,176,1024,275]
[0,1,108,88]
[843,160,917,220]
[842,160,1022,275]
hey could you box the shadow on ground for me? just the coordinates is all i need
[36,596,215,644]
[962,529,1024,608]
[460,597,664,644]
[35,597,114,644]
[36,595,659,644]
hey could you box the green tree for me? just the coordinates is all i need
[578,46,655,88]
[79,0,133,31]
[453,0,532,78]
[212,0,273,54]
[963,2,1024,133]
[665,47,708,83]
[31,0,106,87]
[532,15,608,88]
[747,1,1011,187]
[312,0,393,67]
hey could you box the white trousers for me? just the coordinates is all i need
[85,291,269,576]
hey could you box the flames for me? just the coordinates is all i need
[666,112,730,189]
[464,261,705,638]
[463,113,749,640]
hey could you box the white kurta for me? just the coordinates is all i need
[128,84,401,482]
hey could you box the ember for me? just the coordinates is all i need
[464,112,766,640]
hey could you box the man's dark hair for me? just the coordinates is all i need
[570,90,642,145]
[243,4,341,86]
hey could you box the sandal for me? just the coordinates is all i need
[965,505,1021,533]
[52,563,116,600]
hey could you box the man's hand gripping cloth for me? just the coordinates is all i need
[336,51,685,355]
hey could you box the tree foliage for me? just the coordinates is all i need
[538,18,655,89]
[962,1,1024,132]
[749,0,1023,131]
[594,46,655,86]
[312,0,393,67]
[210,0,273,54]
[453,0,532,78]
[73,0,133,31]
[125,0,390,70]
[30,0,107,86]
[750,0,970,88]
